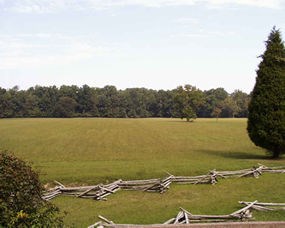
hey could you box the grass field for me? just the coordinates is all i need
[0,118,284,226]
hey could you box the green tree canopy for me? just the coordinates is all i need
[0,85,250,119]
[54,96,78,117]
[247,27,285,158]
[174,85,205,122]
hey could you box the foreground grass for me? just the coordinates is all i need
[0,118,284,226]
[54,174,285,227]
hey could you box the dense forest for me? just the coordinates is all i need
[0,85,250,119]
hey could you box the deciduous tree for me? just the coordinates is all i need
[174,85,205,121]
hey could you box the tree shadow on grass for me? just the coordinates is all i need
[219,152,270,160]
[165,119,197,124]
[201,149,271,160]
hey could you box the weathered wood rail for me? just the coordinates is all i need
[239,201,285,211]
[42,164,285,201]
[88,200,285,227]
[42,180,122,201]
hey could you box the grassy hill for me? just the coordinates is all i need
[0,118,284,226]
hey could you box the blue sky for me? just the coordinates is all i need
[1,0,285,93]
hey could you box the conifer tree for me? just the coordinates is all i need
[247,27,285,158]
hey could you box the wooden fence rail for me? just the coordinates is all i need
[42,164,285,201]
[88,200,285,227]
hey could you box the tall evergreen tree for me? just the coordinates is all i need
[247,27,285,158]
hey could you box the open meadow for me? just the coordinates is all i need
[0,118,284,226]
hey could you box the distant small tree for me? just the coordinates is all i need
[247,27,285,158]
[174,85,205,122]
[0,152,63,227]
[182,106,196,122]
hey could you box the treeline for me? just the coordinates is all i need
[0,85,250,118]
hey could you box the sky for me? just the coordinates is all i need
[1,0,285,93]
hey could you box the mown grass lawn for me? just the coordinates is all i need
[0,118,284,226]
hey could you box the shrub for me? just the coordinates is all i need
[0,152,64,227]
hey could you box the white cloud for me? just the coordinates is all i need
[172,29,237,38]
[208,0,283,9]
[1,0,283,13]
[0,33,114,69]
[175,17,199,25]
